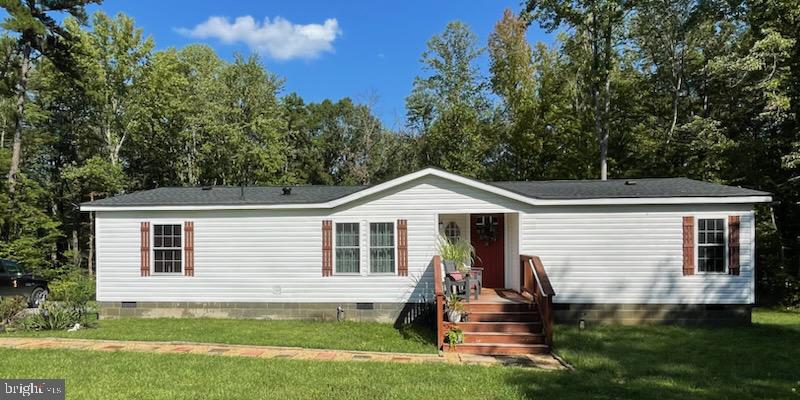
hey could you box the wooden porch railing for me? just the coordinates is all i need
[433,255,445,351]
[520,255,555,347]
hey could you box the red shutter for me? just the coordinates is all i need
[322,220,333,276]
[728,215,741,275]
[682,216,695,276]
[140,222,150,276]
[397,219,408,276]
[184,221,195,277]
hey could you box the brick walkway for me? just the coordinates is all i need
[0,337,566,370]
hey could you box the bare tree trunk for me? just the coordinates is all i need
[1,109,6,148]
[88,192,95,276]
[51,199,59,266]
[601,76,610,181]
[667,73,682,140]
[7,44,31,194]
[599,4,615,181]
[594,86,606,180]
[72,228,81,268]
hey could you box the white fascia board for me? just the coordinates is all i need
[531,195,772,206]
[80,168,772,212]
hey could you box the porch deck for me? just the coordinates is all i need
[471,288,529,304]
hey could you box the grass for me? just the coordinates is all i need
[2,318,436,354]
[1,309,799,399]
[0,348,524,400]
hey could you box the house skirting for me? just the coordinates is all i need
[553,303,751,326]
[98,301,430,326]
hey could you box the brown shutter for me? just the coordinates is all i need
[728,215,741,275]
[184,221,195,277]
[397,219,408,276]
[140,222,150,276]
[322,220,333,276]
[682,216,695,276]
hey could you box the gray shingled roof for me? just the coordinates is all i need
[84,185,367,207]
[82,176,769,208]
[491,177,769,199]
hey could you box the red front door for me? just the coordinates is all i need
[470,214,505,288]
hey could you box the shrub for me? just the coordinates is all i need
[49,270,95,317]
[0,296,28,324]
[16,301,94,331]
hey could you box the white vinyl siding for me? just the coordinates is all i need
[520,205,755,305]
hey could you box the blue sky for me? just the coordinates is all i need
[13,1,556,129]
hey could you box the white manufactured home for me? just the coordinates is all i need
[83,168,771,354]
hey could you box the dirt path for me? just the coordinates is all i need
[0,337,566,369]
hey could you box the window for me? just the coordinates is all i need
[444,222,461,242]
[2,260,22,275]
[697,218,725,273]
[154,224,182,273]
[335,223,360,273]
[370,222,395,273]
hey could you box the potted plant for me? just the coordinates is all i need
[445,293,466,322]
[437,235,475,274]
[446,328,464,347]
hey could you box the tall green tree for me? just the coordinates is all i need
[68,12,153,167]
[406,21,493,177]
[0,0,99,194]
[524,0,633,180]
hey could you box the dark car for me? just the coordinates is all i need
[0,259,48,307]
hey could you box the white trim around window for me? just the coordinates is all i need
[330,219,399,276]
[368,221,398,275]
[151,221,185,275]
[694,216,728,275]
[333,220,363,275]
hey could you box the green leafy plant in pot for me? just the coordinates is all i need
[445,293,466,323]
[437,235,475,274]
[446,328,464,347]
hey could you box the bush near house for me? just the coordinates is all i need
[0,296,27,324]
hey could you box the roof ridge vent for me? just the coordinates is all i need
[282,187,292,195]
[201,186,212,191]
[624,180,637,185]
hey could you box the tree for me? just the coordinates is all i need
[406,21,493,178]
[0,0,99,194]
[488,9,543,180]
[69,12,153,167]
[210,54,287,185]
[524,0,633,180]
[61,156,124,273]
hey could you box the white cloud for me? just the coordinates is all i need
[177,16,340,61]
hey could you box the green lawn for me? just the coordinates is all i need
[1,309,798,399]
[2,318,436,354]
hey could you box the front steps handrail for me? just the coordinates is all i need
[520,255,555,347]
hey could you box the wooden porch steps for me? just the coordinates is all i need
[444,288,550,355]
[466,311,539,322]
[451,321,542,333]
[462,331,546,344]
[454,343,551,355]
[434,256,556,356]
